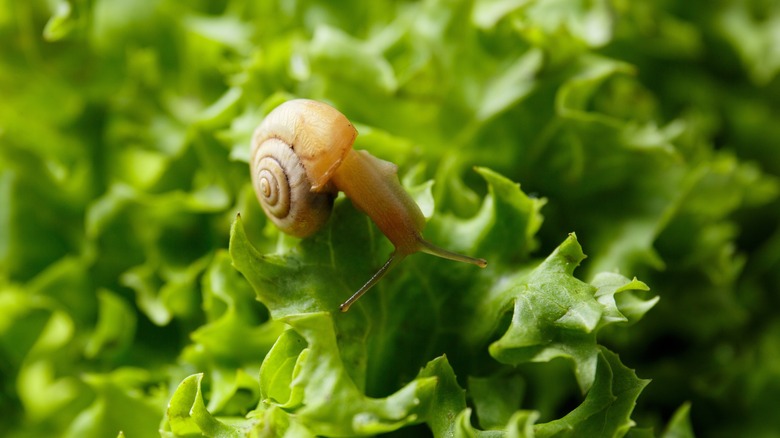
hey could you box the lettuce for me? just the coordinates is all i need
[2,0,778,437]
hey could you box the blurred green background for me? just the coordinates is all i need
[1,0,779,437]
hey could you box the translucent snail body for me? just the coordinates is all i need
[250,99,486,312]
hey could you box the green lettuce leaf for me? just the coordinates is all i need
[488,235,653,393]
[218,164,654,435]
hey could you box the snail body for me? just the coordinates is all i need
[251,99,486,311]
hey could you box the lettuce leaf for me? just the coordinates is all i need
[195,166,653,435]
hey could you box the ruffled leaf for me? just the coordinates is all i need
[535,349,649,437]
[489,234,653,393]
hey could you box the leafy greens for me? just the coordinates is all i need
[2,0,779,437]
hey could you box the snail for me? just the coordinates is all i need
[250,99,487,312]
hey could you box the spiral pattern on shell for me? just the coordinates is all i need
[251,138,334,238]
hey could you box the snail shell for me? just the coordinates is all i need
[251,137,334,237]
[250,100,356,237]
